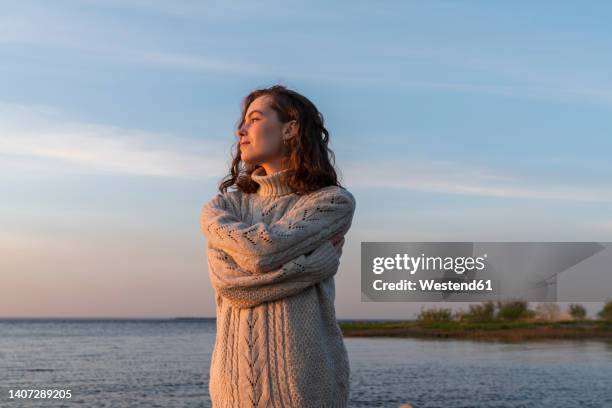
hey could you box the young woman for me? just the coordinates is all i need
[201,84,356,408]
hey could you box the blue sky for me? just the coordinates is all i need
[1,1,611,318]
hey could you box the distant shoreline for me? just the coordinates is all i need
[339,320,612,342]
[3,317,611,342]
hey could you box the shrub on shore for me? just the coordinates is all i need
[456,301,496,323]
[568,304,587,320]
[598,299,612,321]
[417,306,453,322]
[418,300,594,325]
[497,299,535,321]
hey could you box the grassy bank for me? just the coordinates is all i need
[339,319,612,341]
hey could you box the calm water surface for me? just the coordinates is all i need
[1,319,611,407]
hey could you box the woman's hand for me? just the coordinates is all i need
[208,240,340,309]
[201,187,356,274]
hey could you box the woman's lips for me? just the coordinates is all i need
[240,142,250,146]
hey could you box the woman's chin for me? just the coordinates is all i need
[241,155,263,166]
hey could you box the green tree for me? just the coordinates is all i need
[458,301,496,323]
[597,300,612,321]
[496,299,534,321]
[568,304,587,320]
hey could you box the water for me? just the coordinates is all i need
[1,319,611,408]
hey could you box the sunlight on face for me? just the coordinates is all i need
[235,95,288,171]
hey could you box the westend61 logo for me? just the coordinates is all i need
[361,242,611,302]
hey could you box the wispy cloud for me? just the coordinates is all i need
[342,159,612,203]
[0,102,229,179]
[78,0,336,20]
[4,3,612,108]
[122,50,273,75]
[373,45,612,108]
[2,102,609,203]
[0,9,282,77]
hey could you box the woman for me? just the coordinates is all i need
[200,84,356,408]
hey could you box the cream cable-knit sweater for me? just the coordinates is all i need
[200,166,356,408]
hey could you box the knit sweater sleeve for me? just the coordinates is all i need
[200,186,356,274]
[207,239,340,309]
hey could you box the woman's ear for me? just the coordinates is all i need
[284,119,299,138]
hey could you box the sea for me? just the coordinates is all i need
[1,319,611,408]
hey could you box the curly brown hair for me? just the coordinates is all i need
[218,84,343,196]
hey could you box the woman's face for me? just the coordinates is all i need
[236,95,294,168]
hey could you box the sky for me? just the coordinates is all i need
[1,1,611,319]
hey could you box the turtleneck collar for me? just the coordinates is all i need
[251,166,294,197]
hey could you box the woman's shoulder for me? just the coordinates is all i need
[203,189,245,215]
[219,189,243,201]
[312,184,355,200]
[221,189,247,212]
[298,185,356,210]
